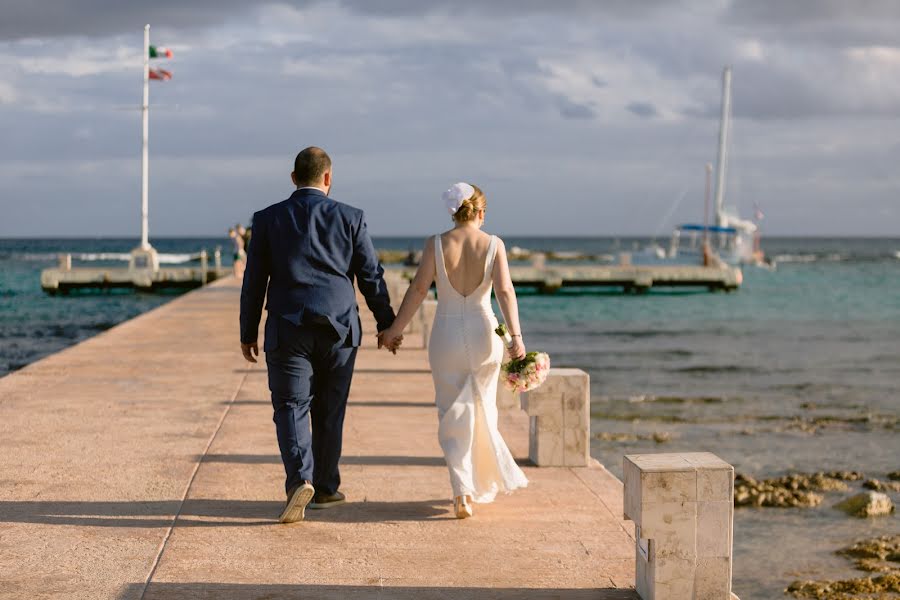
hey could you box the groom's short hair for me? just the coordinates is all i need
[293,147,332,186]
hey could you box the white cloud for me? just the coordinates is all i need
[736,39,766,62]
[0,80,17,104]
[14,45,140,77]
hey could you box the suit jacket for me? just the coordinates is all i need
[240,188,395,349]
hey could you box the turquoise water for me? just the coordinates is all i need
[1,236,898,597]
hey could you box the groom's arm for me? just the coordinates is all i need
[350,210,395,332]
[240,211,270,345]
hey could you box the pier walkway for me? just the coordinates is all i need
[0,278,636,599]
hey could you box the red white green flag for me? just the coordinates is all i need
[148,44,173,80]
[149,45,173,59]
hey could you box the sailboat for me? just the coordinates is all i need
[650,67,768,267]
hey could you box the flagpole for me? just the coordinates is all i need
[141,24,150,250]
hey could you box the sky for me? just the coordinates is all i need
[0,0,898,238]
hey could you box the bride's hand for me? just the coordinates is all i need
[508,336,526,360]
[377,327,403,354]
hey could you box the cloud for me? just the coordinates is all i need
[723,0,900,25]
[0,0,259,40]
[558,98,596,119]
[626,101,658,118]
[0,80,17,104]
[11,45,139,76]
[1,0,900,236]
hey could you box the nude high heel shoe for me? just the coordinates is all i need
[455,495,474,519]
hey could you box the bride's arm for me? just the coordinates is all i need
[380,237,436,345]
[492,239,526,359]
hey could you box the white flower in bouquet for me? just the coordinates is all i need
[494,323,551,393]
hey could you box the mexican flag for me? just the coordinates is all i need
[149,45,173,59]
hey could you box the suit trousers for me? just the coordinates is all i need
[265,318,358,496]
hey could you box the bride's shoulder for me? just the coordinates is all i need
[485,232,505,247]
[421,234,440,251]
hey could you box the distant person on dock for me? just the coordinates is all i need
[239,146,400,523]
[378,182,529,519]
[229,225,247,278]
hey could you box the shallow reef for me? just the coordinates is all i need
[786,535,900,599]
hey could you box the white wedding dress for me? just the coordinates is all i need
[428,234,529,502]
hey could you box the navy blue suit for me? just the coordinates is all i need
[240,187,395,495]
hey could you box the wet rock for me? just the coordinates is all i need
[593,432,638,442]
[837,534,900,573]
[733,471,864,508]
[786,573,900,598]
[834,492,895,518]
[863,478,900,493]
[734,473,824,508]
[592,431,676,443]
[887,471,900,481]
[823,471,865,482]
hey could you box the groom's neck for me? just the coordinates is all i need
[297,184,328,194]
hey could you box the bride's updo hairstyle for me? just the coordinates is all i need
[452,184,486,224]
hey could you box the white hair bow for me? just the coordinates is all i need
[442,182,475,215]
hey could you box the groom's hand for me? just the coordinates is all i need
[241,342,259,363]
[376,330,403,355]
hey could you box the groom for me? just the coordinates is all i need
[239,146,400,523]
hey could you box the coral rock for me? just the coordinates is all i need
[834,492,895,518]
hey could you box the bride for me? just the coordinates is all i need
[378,182,529,519]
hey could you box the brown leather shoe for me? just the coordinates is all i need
[309,490,346,509]
[279,481,315,523]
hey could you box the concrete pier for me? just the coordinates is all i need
[387,264,742,294]
[41,250,230,294]
[0,277,637,599]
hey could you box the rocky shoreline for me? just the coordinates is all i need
[734,471,863,508]
[786,535,900,599]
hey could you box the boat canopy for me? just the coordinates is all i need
[676,224,738,234]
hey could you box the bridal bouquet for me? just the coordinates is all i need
[494,323,550,393]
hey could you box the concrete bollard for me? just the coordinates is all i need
[496,378,518,411]
[623,452,738,600]
[384,274,417,334]
[58,254,72,271]
[200,250,208,284]
[419,299,437,349]
[519,368,590,467]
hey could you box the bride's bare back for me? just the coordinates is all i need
[439,229,493,297]
[380,182,525,361]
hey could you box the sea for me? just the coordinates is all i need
[1,236,898,598]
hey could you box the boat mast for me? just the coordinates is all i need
[712,66,731,227]
[141,24,150,250]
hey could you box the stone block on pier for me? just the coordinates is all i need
[520,368,589,467]
[496,379,519,411]
[623,452,737,600]
[419,299,437,349]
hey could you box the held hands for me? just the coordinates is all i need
[241,342,259,363]
[377,327,403,355]
[507,336,526,361]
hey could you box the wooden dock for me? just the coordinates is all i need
[0,277,637,599]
